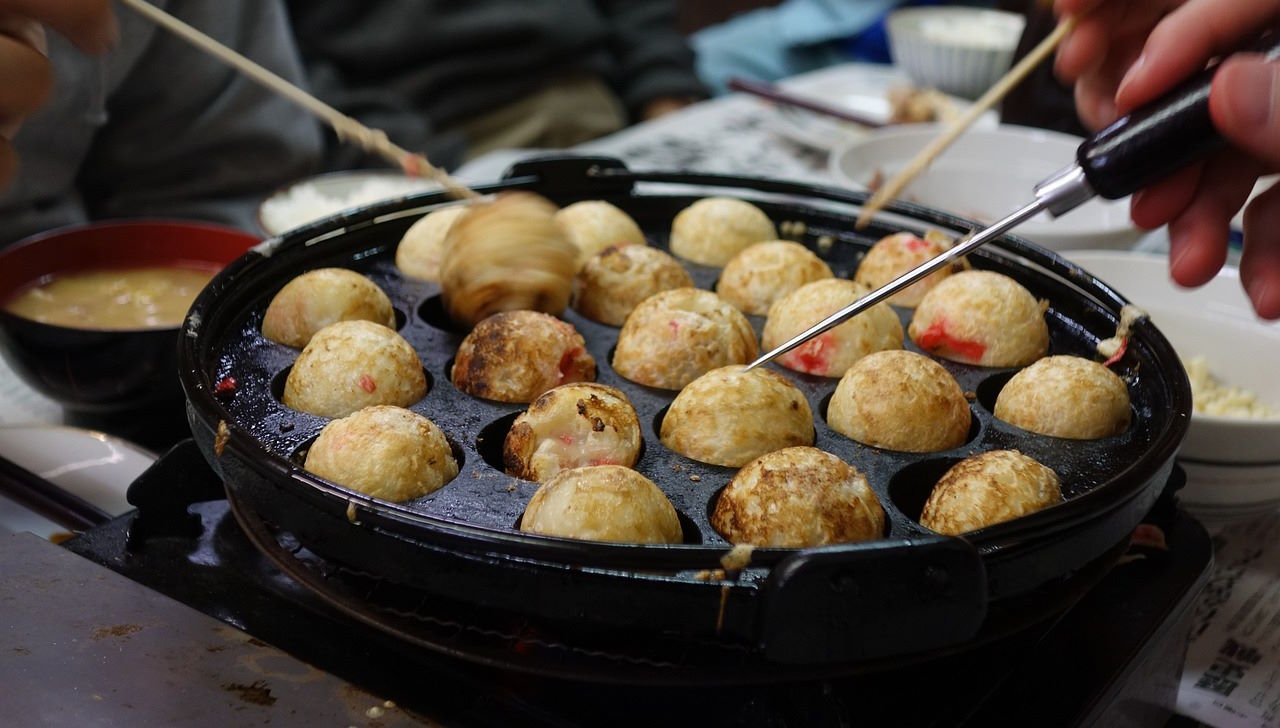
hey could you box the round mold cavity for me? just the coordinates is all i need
[479,410,650,478]
[973,369,1017,414]
[416,294,464,333]
[886,457,966,524]
[391,306,408,331]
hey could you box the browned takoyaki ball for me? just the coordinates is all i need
[554,200,647,270]
[668,196,778,266]
[395,204,470,282]
[908,270,1049,367]
[612,288,757,390]
[262,267,396,348]
[519,465,682,544]
[919,450,1061,535]
[715,240,834,316]
[282,320,427,418]
[853,230,968,308]
[660,365,813,468]
[503,383,642,482]
[827,349,970,452]
[711,446,884,547]
[994,355,1131,439]
[304,405,458,502]
[760,278,903,378]
[571,244,693,327]
[438,191,577,328]
[451,310,595,404]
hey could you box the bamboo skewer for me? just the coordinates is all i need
[854,16,1077,229]
[118,0,479,201]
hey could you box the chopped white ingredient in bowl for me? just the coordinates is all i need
[1183,356,1280,419]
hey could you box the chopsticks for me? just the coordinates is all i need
[117,0,479,201]
[0,453,111,533]
[728,76,886,128]
[854,16,1077,228]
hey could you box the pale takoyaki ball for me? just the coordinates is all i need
[304,405,458,502]
[712,447,884,548]
[668,196,778,266]
[439,191,577,328]
[554,200,647,270]
[994,355,1131,439]
[283,320,427,418]
[660,365,813,468]
[394,205,469,282]
[908,270,1049,367]
[503,383,642,482]
[612,288,758,390]
[715,240,834,316]
[827,350,970,453]
[853,230,968,308]
[451,310,595,404]
[572,244,693,326]
[261,268,396,348]
[520,465,682,544]
[761,278,903,378]
[919,449,1062,535]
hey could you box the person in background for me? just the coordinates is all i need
[1055,0,1280,320]
[691,0,997,96]
[0,0,323,246]
[285,1,708,172]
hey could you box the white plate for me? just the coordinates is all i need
[831,123,1144,251]
[0,424,155,539]
[766,63,997,152]
[257,170,444,237]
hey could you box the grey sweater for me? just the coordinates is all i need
[286,0,707,170]
[1,0,323,245]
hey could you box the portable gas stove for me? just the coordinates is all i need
[2,438,1211,727]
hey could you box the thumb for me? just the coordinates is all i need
[1210,57,1280,168]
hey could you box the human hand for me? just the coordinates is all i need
[1055,0,1280,319]
[0,0,116,189]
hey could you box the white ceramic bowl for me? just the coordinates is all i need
[1061,251,1280,527]
[886,6,1026,100]
[830,123,1145,252]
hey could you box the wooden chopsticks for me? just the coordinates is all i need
[117,0,479,200]
[854,16,1078,228]
[728,76,886,128]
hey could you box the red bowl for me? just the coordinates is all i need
[0,220,258,426]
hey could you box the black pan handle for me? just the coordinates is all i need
[1079,33,1280,199]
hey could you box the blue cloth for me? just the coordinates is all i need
[693,0,985,95]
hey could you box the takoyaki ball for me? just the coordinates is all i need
[612,288,758,390]
[853,230,968,308]
[572,244,693,327]
[439,191,577,328]
[520,465,682,544]
[554,200,647,270]
[668,196,778,266]
[451,310,595,404]
[919,449,1061,536]
[761,278,903,378]
[660,365,813,468]
[711,446,884,548]
[304,405,458,502]
[503,383,642,482]
[908,270,1049,367]
[283,320,427,418]
[827,350,970,452]
[994,355,1131,439]
[261,267,396,348]
[715,240,834,316]
[395,205,469,282]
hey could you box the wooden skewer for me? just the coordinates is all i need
[854,16,1077,229]
[117,0,479,201]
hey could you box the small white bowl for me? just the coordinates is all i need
[886,6,1026,100]
[257,170,441,237]
[1061,251,1280,525]
[830,123,1145,252]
